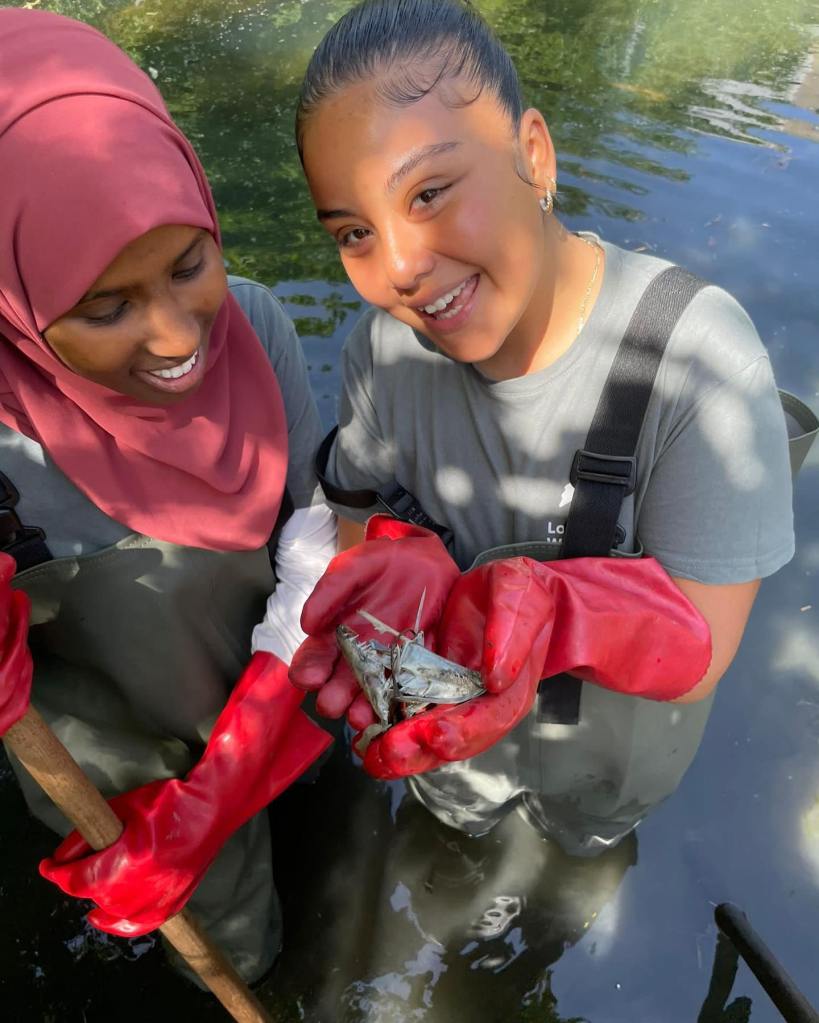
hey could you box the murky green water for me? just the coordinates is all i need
[2,1,818,1021]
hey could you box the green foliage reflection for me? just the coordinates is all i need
[11,0,817,285]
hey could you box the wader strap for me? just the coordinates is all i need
[0,469,52,572]
[315,426,454,547]
[265,486,295,572]
[560,266,707,560]
[541,267,706,725]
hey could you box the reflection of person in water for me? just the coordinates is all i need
[289,0,798,858]
[338,801,636,1022]
[271,764,635,1022]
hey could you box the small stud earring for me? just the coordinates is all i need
[539,191,554,215]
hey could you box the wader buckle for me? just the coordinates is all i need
[570,450,637,495]
[376,482,454,548]
[0,469,49,560]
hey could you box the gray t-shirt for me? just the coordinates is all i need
[326,240,794,582]
[0,277,323,558]
[322,240,795,851]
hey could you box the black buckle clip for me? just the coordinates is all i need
[0,507,25,546]
[0,471,24,545]
[570,450,637,496]
[0,469,47,553]
[0,468,19,509]
[377,483,454,548]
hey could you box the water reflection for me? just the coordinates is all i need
[697,934,753,1023]
[267,746,636,1022]
[2,1,819,1021]
[275,280,361,430]
[22,0,819,282]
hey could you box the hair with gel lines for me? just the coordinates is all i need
[295,0,524,156]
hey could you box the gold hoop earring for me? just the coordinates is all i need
[539,191,554,215]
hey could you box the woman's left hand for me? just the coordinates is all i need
[360,666,542,779]
[360,554,713,780]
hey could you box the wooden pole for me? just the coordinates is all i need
[3,706,272,1023]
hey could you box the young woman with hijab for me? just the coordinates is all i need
[0,8,334,985]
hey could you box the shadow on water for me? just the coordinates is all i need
[2,0,819,1020]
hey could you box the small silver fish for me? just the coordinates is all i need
[335,596,485,738]
[335,624,395,727]
[392,641,484,708]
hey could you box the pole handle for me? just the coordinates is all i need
[4,707,272,1023]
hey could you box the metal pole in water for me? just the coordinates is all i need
[714,903,818,1023]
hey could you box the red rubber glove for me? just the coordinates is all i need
[289,516,460,724]
[40,652,331,936]
[362,556,712,778]
[362,662,544,780]
[0,553,33,737]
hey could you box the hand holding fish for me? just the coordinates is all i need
[289,516,460,720]
[359,654,544,779]
[359,555,712,779]
[354,568,550,778]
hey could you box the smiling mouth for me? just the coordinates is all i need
[146,349,199,380]
[416,275,478,321]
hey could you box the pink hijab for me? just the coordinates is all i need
[0,9,288,551]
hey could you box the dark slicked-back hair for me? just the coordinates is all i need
[295,0,523,155]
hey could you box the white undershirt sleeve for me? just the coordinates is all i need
[250,502,337,664]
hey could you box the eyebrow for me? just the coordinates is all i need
[78,230,207,304]
[316,207,357,223]
[315,140,462,222]
[386,141,461,193]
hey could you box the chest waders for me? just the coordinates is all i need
[316,267,819,854]
[1,507,292,985]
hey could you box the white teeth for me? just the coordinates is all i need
[149,350,199,380]
[438,303,464,320]
[421,279,467,315]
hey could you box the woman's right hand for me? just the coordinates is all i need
[289,516,460,720]
[0,553,33,737]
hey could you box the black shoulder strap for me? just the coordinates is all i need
[560,266,707,560]
[315,426,454,547]
[542,266,707,726]
[0,469,52,573]
[268,485,294,544]
[315,426,379,509]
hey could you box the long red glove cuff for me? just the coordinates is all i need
[40,653,331,936]
[444,555,712,700]
[0,553,32,737]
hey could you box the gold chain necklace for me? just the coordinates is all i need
[576,237,602,333]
